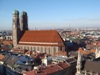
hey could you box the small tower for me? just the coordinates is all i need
[76,51,82,75]
[12,10,20,47]
[20,11,28,31]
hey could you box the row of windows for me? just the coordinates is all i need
[18,46,58,54]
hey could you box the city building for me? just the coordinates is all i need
[75,50,100,75]
[12,10,65,55]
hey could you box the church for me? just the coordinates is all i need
[12,10,65,55]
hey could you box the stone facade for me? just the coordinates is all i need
[17,45,65,55]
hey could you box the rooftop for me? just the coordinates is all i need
[19,30,64,46]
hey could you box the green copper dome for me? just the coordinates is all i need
[12,10,19,15]
[21,11,27,15]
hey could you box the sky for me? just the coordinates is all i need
[0,0,100,30]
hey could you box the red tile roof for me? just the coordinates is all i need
[90,49,95,53]
[22,70,37,75]
[78,48,96,55]
[22,62,70,75]
[23,64,63,75]
[19,30,64,46]
[66,58,76,63]
[58,62,70,69]
[3,40,12,45]
[37,64,63,75]
[93,41,100,46]
[0,54,4,60]
[78,48,90,55]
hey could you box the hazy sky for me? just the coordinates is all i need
[0,0,100,30]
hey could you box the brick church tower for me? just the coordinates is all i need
[20,11,28,31]
[12,10,20,47]
[12,10,28,47]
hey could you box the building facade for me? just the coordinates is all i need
[12,10,65,55]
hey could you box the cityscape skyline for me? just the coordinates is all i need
[0,1,100,74]
[0,0,100,30]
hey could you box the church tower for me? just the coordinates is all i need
[76,51,82,75]
[12,10,20,47]
[20,11,28,31]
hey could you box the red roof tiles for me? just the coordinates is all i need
[22,70,37,75]
[78,48,96,55]
[58,62,70,69]
[36,64,63,75]
[19,30,63,43]
[3,40,12,45]
[0,54,4,60]
[23,62,70,75]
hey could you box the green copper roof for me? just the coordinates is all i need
[21,11,27,15]
[12,10,19,15]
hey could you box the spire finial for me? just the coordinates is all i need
[75,51,82,75]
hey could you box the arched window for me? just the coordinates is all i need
[41,47,43,53]
[37,47,39,51]
[59,46,62,51]
[27,47,29,50]
[45,47,46,53]
[53,47,56,54]
[34,47,36,50]
[31,47,32,50]
[48,47,50,54]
